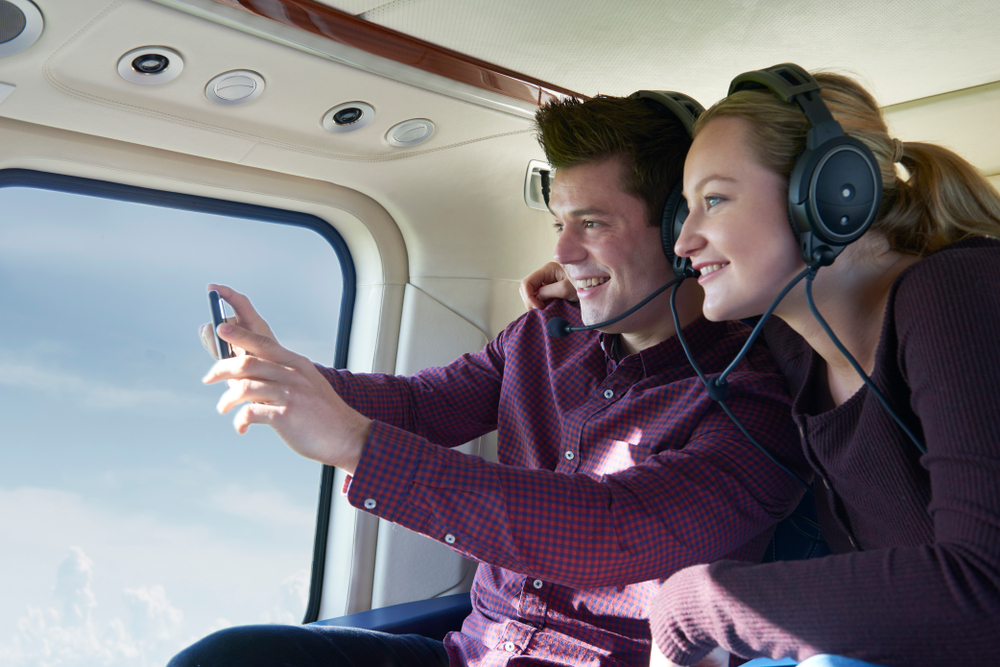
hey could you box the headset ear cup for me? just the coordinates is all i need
[808,141,881,245]
[661,181,693,277]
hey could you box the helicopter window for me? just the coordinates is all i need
[0,174,352,666]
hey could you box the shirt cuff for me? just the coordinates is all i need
[345,420,435,533]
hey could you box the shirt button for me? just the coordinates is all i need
[603,389,614,399]
[363,498,377,510]
[532,579,543,589]
[564,450,575,461]
[445,534,456,544]
[503,642,516,652]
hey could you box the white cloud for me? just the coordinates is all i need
[123,586,184,644]
[206,485,315,530]
[0,485,315,666]
[259,569,311,625]
[0,548,191,667]
[0,546,311,667]
[0,358,201,411]
[53,548,97,629]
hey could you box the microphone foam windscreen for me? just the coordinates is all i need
[546,317,570,338]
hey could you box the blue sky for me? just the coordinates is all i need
[0,185,346,665]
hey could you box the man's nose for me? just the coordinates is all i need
[553,226,587,265]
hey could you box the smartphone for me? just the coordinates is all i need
[208,290,233,360]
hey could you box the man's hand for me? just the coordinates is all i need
[199,284,279,360]
[519,262,578,310]
[650,643,730,667]
[201,289,370,474]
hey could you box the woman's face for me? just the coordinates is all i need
[675,116,806,322]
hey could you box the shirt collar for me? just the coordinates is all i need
[598,316,729,377]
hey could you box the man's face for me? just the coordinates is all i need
[548,157,674,334]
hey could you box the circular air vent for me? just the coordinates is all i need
[117,47,184,85]
[205,70,265,106]
[0,0,44,58]
[386,119,435,147]
[322,102,375,133]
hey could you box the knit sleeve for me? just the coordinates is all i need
[648,242,1000,666]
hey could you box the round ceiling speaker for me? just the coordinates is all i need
[117,46,184,85]
[386,119,435,147]
[205,70,265,106]
[0,0,44,58]
[322,102,375,133]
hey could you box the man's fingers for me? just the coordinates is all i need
[537,280,578,303]
[207,284,277,340]
[216,322,297,366]
[232,402,282,435]
[216,379,288,414]
[202,348,291,386]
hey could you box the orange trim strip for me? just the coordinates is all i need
[209,0,584,106]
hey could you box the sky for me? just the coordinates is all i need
[0,185,346,666]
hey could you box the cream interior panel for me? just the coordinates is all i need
[369,283,491,608]
[239,131,555,287]
[884,80,1000,177]
[409,276,536,343]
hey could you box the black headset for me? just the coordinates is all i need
[726,63,883,265]
[627,90,704,278]
[539,91,704,278]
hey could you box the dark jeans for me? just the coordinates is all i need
[167,624,451,667]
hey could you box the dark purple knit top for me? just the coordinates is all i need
[648,237,1000,666]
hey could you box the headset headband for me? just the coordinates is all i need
[729,64,843,150]
[628,90,703,137]
[726,63,882,264]
[628,89,704,277]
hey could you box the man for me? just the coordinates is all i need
[171,95,807,667]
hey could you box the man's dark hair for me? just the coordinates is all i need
[534,95,692,226]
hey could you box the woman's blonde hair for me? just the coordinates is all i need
[694,72,1000,255]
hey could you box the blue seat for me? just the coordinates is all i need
[312,592,472,641]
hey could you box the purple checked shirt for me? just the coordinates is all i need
[317,300,807,667]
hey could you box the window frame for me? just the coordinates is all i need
[0,167,356,624]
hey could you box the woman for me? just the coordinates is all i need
[521,70,1000,667]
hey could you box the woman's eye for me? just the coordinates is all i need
[705,195,724,210]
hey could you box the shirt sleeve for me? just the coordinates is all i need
[647,251,1000,666]
[315,331,506,448]
[345,372,807,590]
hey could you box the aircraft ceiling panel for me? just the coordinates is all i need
[0,0,534,168]
[318,0,1000,109]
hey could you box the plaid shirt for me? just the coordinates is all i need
[318,300,806,667]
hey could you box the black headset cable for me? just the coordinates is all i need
[669,280,814,493]
[803,272,927,454]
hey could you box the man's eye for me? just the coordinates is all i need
[553,223,564,233]
[584,220,599,228]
